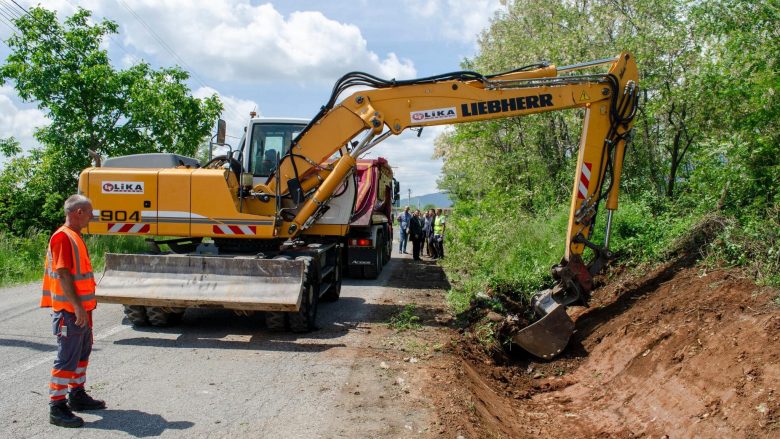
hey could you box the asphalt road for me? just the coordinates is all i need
[0,245,432,438]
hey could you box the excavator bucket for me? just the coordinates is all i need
[95,253,306,312]
[512,289,575,359]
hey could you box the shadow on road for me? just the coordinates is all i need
[110,254,452,352]
[0,338,55,352]
[86,409,193,437]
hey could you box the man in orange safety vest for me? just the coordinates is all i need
[41,194,106,428]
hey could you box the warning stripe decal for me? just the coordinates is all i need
[212,225,257,235]
[107,223,150,233]
[578,162,592,199]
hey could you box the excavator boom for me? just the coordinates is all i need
[81,53,638,351]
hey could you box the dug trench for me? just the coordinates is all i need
[387,251,780,437]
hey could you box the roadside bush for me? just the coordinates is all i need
[443,195,711,314]
[0,230,147,287]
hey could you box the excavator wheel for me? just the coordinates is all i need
[265,255,294,331]
[321,254,342,302]
[289,256,319,332]
[146,307,184,327]
[123,305,148,326]
[265,312,287,331]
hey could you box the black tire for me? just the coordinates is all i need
[383,228,392,265]
[266,255,294,331]
[321,253,342,302]
[146,307,184,327]
[288,256,319,333]
[265,312,287,331]
[123,305,148,326]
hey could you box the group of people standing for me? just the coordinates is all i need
[397,206,445,261]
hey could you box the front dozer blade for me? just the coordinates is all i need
[512,291,575,359]
[96,253,305,312]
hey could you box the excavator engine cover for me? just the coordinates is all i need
[512,289,575,359]
[96,253,306,311]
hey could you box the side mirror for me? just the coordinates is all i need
[216,119,226,145]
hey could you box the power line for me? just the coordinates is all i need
[0,0,22,31]
[113,0,245,123]
[7,0,244,127]
[0,18,17,39]
[61,0,136,61]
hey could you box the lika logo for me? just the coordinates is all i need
[410,107,457,122]
[102,181,144,194]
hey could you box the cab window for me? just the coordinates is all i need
[249,123,305,176]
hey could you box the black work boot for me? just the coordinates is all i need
[68,387,106,411]
[49,401,84,428]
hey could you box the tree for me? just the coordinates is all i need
[0,7,222,233]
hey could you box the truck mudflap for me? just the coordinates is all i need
[96,253,305,312]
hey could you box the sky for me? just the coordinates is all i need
[0,0,505,196]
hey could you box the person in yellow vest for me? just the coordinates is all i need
[433,208,446,259]
[41,194,105,428]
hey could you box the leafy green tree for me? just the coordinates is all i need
[0,7,222,233]
[0,137,21,157]
[437,0,780,302]
[687,0,780,209]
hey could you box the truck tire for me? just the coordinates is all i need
[123,305,148,326]
[146,307,184,327]
[321,256,342,302]
[289,256,318,333]
[383,228,392,265]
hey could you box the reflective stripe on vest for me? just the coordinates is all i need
[41,226,97,312]
[434,216,445,235]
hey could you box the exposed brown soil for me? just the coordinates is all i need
[436,263,780,438]
[362,250,779,438]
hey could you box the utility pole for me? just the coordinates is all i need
[407,188,411,206]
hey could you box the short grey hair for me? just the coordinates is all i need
[64,194,92,215]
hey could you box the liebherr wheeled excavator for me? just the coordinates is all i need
[79,52,639,358]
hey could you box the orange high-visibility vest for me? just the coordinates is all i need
[41,226,96,312]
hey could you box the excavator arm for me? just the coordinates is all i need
[85,52,637,356]
[268,52,639,357]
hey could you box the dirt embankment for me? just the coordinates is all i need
[435,264,780,438]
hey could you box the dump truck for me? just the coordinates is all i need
[80,53,638,357]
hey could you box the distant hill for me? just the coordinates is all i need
[401,192,452,209]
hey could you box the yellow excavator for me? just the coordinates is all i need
[79,52,638,359]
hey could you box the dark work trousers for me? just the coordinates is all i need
[433,234,444,259]
[412,235,422,260]
[428,235,438,258]
[49,310,93,404]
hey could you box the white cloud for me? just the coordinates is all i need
[193,86,259,144]
[408,0,505,45]
[369,126,446,196]
[96,0,416,83]
[0,86,49,155]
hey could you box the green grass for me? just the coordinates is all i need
[0,230,148,287]
[388,303,422,331]
[442,201,569,314]
[442,196,710,314]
